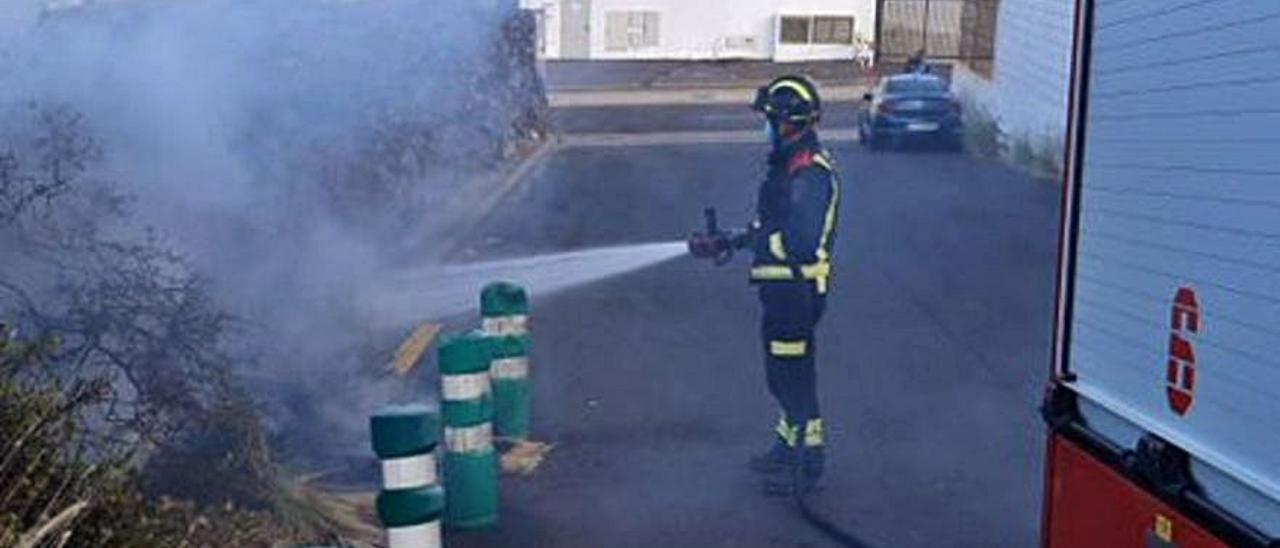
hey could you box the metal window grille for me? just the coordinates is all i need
[813,16,855,45]
[780,16,812,44]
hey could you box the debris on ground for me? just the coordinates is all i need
[500,440,555,476]
[387,323,442,376]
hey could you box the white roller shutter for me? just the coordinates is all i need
[1065,0,1280,534]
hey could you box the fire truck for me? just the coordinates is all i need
[1041,1,1280,547]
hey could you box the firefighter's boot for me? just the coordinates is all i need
[801,445,825,490]
[749,438,796,475]
[762,418,824,496]
[763,446,824,496]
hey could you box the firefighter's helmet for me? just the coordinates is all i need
[753,75,822,125]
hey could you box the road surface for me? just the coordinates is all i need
[551,102,862,134]
[545,60,868,92]
[446,97,1059,547]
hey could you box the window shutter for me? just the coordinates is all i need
[642,12,660,47]
[604,11,629,51]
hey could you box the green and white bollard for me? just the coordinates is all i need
[481,282,531,440]
[370,404,445,547]
[438,332,499,528]
[481,282,529,337]
[488,334,531,440]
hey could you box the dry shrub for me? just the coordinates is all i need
[0,105,372,547]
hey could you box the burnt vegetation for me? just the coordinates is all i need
[0,104,295,546]
[0,5,548,547]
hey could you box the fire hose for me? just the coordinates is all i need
[791,464,876,548]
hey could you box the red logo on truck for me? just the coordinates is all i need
[1166,287,1201,416]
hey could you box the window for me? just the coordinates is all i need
[605,11,660,52]
[780,15,855,46]
[780,16,811,44]
[813,16,854,45]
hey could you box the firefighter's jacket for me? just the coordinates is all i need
[749,134,841,295]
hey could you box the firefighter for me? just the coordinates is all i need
[905,49,928,73]
[689,75,841,495]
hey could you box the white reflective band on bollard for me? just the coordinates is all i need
[445,423,494,454]
[381,453,437,491]
[482,315,528,336]
[491,356,530,380]
[441,372,490,401]
[387,521,442,548]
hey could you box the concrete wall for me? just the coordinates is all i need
[535,0,875,61]
[951,0,1073,153]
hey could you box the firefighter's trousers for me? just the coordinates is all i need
[759,281,827,447]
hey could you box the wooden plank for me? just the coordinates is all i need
[388,323,441,376]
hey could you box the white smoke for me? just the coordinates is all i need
[0,0,526,464]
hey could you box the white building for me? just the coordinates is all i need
[948,0,1074,160]
[522,0,876,61]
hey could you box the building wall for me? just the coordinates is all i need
[952,0,1073,151]
[536,0,875,61]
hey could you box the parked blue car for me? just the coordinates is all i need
[857,73,964,150]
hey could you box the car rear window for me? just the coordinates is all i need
[886,78,948,94]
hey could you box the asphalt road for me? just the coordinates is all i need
[448,106,1060,547]
[552,102,863,134]
[546,60,867,92]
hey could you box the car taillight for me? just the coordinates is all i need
[877,101,896,114]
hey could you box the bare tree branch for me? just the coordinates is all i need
[16,499,87,548]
